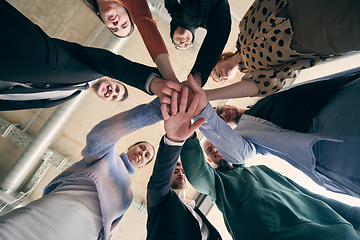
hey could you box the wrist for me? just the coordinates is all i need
[163,74,178,83]
[145,73,159,94]
[164,135,185,145]
[188,132,196,139]
[149,77,164,96]
[204,89,213,101]
[192,73,202,86]
[154,53,178,82]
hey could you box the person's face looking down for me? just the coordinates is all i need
[214,105,239,123]
[97,0,131,37]
[93,77,126,101]
[171,164,189,190]
[203,141,224,166]
[172,26,193,50]
[126,142,155,168]
[211,58,238,82]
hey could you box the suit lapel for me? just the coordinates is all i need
[0,83,90,95]
[0,90,81,111]
[194,206,222,240]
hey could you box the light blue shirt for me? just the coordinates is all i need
[193,67,360,196]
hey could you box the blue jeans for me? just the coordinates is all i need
[312,79,360,197]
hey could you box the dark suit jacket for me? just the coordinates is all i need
[0,1,160,110]
[147,137,221,240]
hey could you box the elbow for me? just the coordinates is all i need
[81,131,99,158]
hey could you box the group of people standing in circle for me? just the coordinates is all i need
[85,0,360,99]
[1,0,360,239]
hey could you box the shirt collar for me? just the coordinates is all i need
[88,79,98,88]
[174,189,196,208]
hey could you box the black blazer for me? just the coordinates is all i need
[0,90,82,111]
[0,1,160,110]
[147,138,221,240]
[165,0,231,86]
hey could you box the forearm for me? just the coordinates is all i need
[149,76,174,101]
[147,139,183,208]
[81,44,158,93]
[193,103,256,164]
[154,53,178,82]
[82,98,162,161]
[180,135,217,200]
[192,72,202,86]
[131,0,169,62]
[190,0,231,86]
[205,80,259,101]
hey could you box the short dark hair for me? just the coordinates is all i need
[80,0,135,38]
[133,141,155,165]
[119,84,129,102]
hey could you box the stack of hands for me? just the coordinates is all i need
[160,74,209,143]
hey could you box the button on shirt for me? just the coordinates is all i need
[193,103,256,164]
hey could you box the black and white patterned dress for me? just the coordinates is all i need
[237,0,332,96]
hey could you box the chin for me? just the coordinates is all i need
[129,159,136,167]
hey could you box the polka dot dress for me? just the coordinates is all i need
[237,0,331,96]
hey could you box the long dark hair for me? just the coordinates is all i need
[80,0,135,38]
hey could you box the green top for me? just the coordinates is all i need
[180,136,360,240]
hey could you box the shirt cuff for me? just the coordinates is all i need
[145,73,160,94]
[164,135,185,146]
[193,103,213,121]
[88,79,98,87]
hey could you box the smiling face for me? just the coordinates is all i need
[214,105,240,123]
[172,26,193,50]
[171,163,189,190]
[126,142,155,168]
[97,0,132,37]
[92,77,126,101]
[203,141,224,166]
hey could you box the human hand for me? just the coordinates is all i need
[161,79,195,109]
[161,73,201,106]
[154,53,179,84]
[149,76,181,103]
[161,79,183,104]
[161,87,206,142]
[180,80,195,105]
[186,74,209,116]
